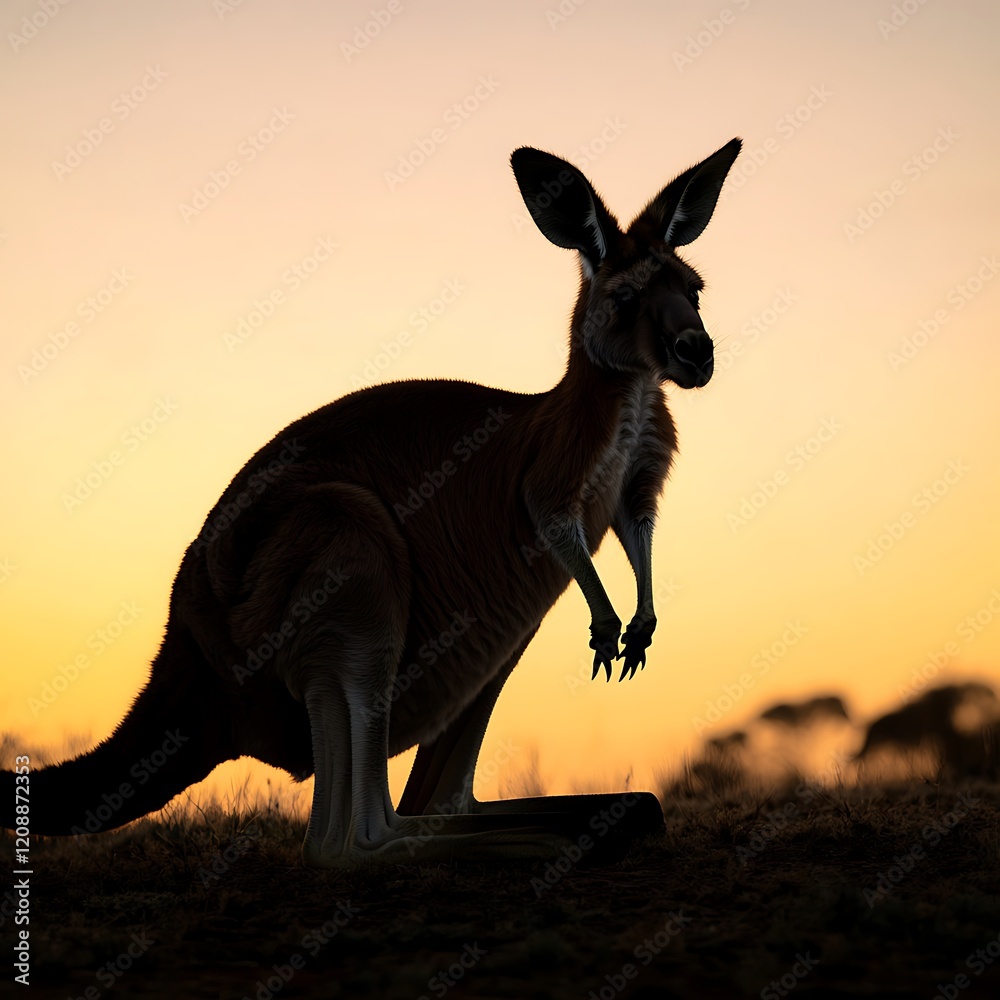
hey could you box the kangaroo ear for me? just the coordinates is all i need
[632,138,742,248]
[511,147,619,276]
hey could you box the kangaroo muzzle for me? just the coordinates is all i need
[672,328,714,387]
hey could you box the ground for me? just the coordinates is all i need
[5,770,1000,999]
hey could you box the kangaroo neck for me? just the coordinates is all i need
[552,338,654,415]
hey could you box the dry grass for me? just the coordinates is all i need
[5,742,1000,998]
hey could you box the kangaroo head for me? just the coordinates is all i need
[511,138,741,388]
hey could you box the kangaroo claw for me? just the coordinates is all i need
[590,633,621,682]
[616,646,647,681]
[615,619,655,680]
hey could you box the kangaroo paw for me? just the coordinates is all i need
[616,618,655,680]
[590,628,621,682]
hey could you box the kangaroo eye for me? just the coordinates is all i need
[611,285,641,322]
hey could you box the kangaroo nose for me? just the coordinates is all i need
[674,328,714,387]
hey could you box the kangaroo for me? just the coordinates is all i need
[2,138,741,866]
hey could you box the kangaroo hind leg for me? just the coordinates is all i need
[285,483,409,867]
[292,489,584,866]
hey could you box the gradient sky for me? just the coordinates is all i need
[3,0,999,808]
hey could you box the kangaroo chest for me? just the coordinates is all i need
[580,384,661,532]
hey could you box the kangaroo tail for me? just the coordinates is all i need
[2,626,236,836]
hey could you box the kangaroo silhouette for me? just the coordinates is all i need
[3,139,741,865]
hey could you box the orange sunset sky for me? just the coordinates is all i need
[3,0,999,808]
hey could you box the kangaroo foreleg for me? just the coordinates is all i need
[538,514,622,681]
[612,509,656,681]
